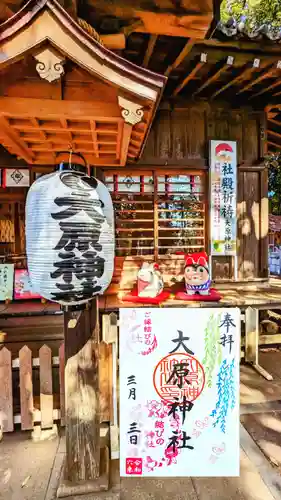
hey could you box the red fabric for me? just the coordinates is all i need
[122,289,170,304]
[175,288,221,302]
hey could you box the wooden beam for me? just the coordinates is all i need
[267,129,281,141]
[143,35,158,68]
[249,77,281,100]
[165,39,194,77]
[100,34,126,50]
[268,118,281,128]
[0,97,121,119]
[268,140,281,150]
[200,38,281,54]
[211,65,253,99]
[236,63,280,95]
[0,116,34,164]
[130,11,212,39]
[120,123,132,166]
[193,56,234,97]
[211,59,262,99]
[273,86,281,97]
[90,120,99,158]
[0,191,26,202]
[172,56,206,97]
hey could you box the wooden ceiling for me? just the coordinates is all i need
[0,0,166,166]
[0,96,152,166]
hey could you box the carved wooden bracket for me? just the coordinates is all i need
[34,48,65,83]
[118,96,144,125]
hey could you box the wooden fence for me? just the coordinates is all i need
[0,344,65,432]
[0,335,116,434]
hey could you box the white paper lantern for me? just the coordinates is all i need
[26,170,115,306]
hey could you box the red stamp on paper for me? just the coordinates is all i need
[153,353,205,403]
[126,458,143,475]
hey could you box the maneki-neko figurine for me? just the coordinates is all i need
[176,251,221,302]
[137,262,164,298]
[122,262,170,304]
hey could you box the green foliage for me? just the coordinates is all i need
[202,314,222,388]
[220,0,281,29]
[266,154,281,215]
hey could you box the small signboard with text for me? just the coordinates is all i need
[210,141,237,256]
[120,308,240,477]
[0,264,14,300]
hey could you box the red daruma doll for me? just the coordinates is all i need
[184,251,211,296]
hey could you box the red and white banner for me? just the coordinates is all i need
[210,141,237,256]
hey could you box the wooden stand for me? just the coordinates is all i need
[57,299,109,498]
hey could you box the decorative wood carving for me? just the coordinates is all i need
[118,96,144,126]
[34,48,65,83]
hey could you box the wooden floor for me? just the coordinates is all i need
[240,350,281,479]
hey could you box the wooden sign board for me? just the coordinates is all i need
[3,169,30,187]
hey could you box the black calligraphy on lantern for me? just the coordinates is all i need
[50,173,106,303]
[219,313,236,354]
[168,396,194,424]
[167,431,194,453]
[127,375,136,401]
[128,422,141,445]
[169,330,194,355]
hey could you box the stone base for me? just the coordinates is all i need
[32,424,59,442]
[57,446,109,498]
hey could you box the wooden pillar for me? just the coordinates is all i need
[57,299,109,498]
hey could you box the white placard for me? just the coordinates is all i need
[4,169,30,187]
[120,308,240,477]
[210,140,237,256]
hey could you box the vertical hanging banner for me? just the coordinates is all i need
[120,308,240,477]
[0,264,14,300]
[210,141,237,256]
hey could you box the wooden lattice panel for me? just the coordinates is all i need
[0,114,124,165]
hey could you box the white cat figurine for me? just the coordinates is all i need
[137,263,164,298]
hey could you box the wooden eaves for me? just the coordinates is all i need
[0,0,166,167]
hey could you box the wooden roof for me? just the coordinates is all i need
[0,0,215,39]
[0,0,166,166]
